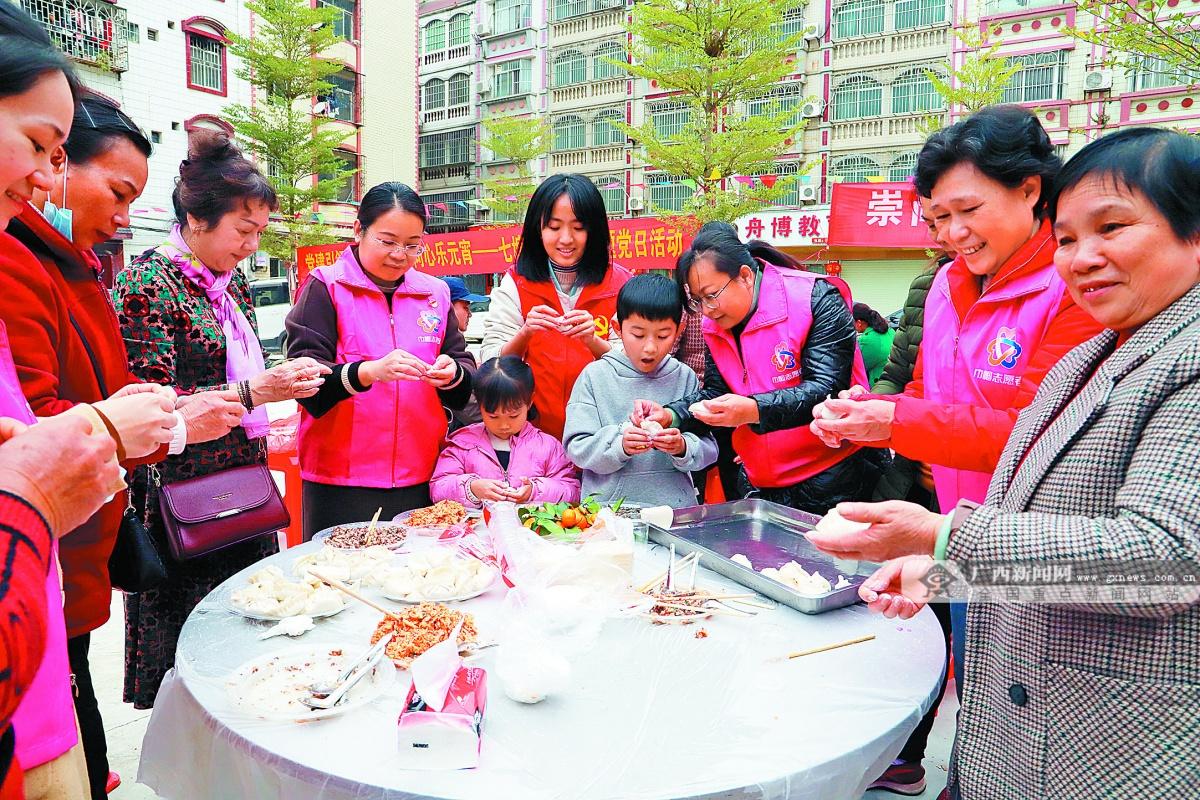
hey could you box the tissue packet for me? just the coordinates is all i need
[397,665,487,770]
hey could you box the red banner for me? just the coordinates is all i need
[828,182,934,249]
[416,217,695,276]
[295,242,347,287]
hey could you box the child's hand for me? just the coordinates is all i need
[470,479,511,502]
[505,478,534,503]
[650,428,687,456]
[621,424,652,456]
[631,399,672,428]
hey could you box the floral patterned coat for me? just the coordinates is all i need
[114,247,277,708]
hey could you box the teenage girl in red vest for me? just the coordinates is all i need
[635,222,883,514]
[480,174,631,439]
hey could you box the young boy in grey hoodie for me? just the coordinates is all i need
[564,275,717,508]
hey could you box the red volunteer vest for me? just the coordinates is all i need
[511,264,631,439]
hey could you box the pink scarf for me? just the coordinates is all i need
[159,225,268,438]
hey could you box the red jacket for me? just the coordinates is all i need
[511,266,631,440]
[886,221,1103,482]
[2,209,142,637]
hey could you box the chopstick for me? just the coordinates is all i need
[308,569,393,617]
[787,634,875,660]
[364,506,383,547]
[637,551,699,593]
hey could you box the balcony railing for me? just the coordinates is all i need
[23,0,129,71]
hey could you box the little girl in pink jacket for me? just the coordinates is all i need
[431,356,580,508]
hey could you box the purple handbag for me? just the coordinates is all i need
[156,463,290,561]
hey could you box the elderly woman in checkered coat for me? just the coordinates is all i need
[808,126,1200,800]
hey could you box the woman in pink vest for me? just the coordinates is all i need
[636,221,881,514]
[480,174,631,440]
[287,183,477,539]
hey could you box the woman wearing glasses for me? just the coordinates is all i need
[286,182,476,538]
[634,221,882,513]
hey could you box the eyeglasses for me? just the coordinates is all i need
[371,236,426,258]
[692,276,736,310]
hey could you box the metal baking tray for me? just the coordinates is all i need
[646,499,872,614]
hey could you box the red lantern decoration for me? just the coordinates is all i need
[825,260,842,276]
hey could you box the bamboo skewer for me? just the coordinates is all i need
[309,570,393,617]
[647,600,750,618]
[787,634,876,660]
[363,506,383,547]
[636,551,699,594]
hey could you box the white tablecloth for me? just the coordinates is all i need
[139,540,946,800]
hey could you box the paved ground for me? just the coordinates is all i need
[95,591,957,800]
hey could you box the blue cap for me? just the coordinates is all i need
[441,276,488,304]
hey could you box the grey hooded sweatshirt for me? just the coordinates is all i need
[564,351,718,508]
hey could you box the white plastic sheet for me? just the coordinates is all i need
[139,533,945,800]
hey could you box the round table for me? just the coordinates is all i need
[138,539,945,800]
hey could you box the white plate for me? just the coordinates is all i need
[226,644,394,722]
[224,593,347,621]
[378,567,498,604]
[313,521,410,551]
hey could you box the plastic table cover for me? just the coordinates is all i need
[139,540,946,800]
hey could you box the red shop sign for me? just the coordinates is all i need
[827,182,934,249]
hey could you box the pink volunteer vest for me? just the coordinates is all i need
[0,321,77,768]
[298,247,451,488]
[704,262,869,489]
[922,240,1066,509]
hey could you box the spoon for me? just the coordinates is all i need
[257,615,315,640]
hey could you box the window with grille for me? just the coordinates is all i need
[1002,51,1067,103]
[553,116,586,150]
[448,73,470,107]
[425,190,475,230]
[493,60,530,98]
[647,173,691,212]
[188,33,224,93]
[448,14,471,46]
[593,42,625,79]
[748,83,803,124]
[127,22,139,42]
[891,69,941,115]
[1129,56,1200,91]
[326,69,357,122]
[553,50,587,87]
[773,162,802,206]
[421,129,474,167]
[424,79,446,110]
[495,0,530,33]
[24,0,130,70]
[832,76,882,120]
[651,101,691,140]
[423,19,445,52]
[592,109,625,145]
[318,150,358,203]
[318,0,356,40]
[894,0,944,30]
[777,7,805,40]
[593,176,624,214]
[554,0,588,19]
[888,152,918,181]
[831,155,880,183]
[833,0,884,38]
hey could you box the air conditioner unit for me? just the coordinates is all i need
[798,185,818,203]
[1083,69,1113,92]
[475,22,491,37]
[802,21,825,41]
[800,99,825,118]
[628,196,645,211]
[476,81,491,96]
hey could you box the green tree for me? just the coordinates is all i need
[920,26,1021,134]
[480,114,550,223]
[1063,0,1200,76]
[620,0,811,226]
[224,0,357,261]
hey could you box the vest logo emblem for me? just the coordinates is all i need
[987,326,1023,369]
[594,315,612,338]
[771,341,797,372]
[418,310,441,334]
